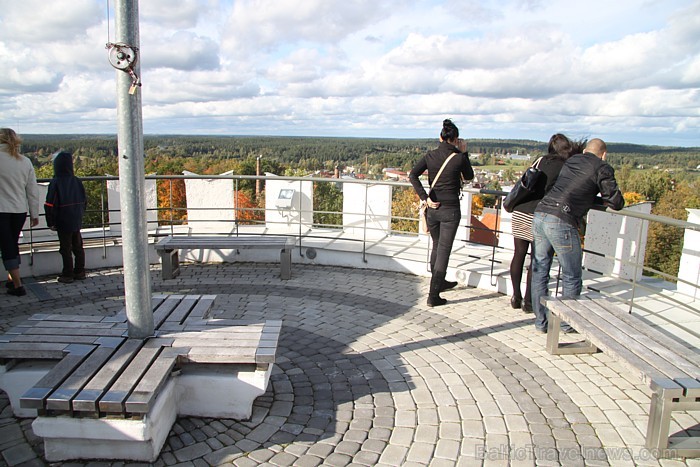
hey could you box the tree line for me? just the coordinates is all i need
[22,134,700,281]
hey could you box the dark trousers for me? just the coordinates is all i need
[0,212,27,271]
[58,230,85,277]
[427,206,461,275]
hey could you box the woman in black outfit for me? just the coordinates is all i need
[509,134,584,311]
[410,119,474,307]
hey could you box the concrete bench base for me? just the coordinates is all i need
[34,379,177,463]
[7,363,271,462]
[0,360,56,418]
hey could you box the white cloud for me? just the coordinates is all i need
[220,0,397,55]
[140,0,205,29]
[143,30,220,71]
[0,0,102,43]
[1,0,699,146]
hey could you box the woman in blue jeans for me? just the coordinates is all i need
[409,119,474,307]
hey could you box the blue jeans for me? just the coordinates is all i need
[531,212,583,331]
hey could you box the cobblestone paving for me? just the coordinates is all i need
[1,263,699,466]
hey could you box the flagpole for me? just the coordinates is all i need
[114,0,153,338]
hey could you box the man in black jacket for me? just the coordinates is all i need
[530,139,624,333]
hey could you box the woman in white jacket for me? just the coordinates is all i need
[0,128,41,296]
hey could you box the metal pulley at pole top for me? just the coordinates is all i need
[106,42,142,95]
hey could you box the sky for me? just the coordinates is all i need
[1,0,700,147]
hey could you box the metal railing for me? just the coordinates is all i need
[25,174,700,341]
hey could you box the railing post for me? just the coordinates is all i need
[100,180,107,259]
[298,179,304,256]
[628,217,647,313]
[362,184,369,263]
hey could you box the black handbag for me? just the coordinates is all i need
[503,158,543,213]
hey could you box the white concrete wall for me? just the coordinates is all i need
[678,209,700,299]
[583,202,652,281]
[343,183,392,239]
[107,175,158,233]
[264,178,313,233]
[498,209,513,250]
[460,192,473,243]
[183,171,235,234]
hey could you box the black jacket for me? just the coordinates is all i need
[536,152,624,227]
[409,142,474,208]
[44,151,86,232]
[512,153,567,215]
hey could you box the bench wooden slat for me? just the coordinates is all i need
[584,296,700,369]
[172,338,261,348]
[125,349,181,413]
[20,327,126,338]
[156,236,293,250]
[544,298,672,384]
[169,324,265,332]
[20,320,118,330]
[98,338,172,414]
[45,343,122,412]
[98,340,163,414]
[565,298,696,381]
[162,295,200,326]
[256,346,277,364]
[184,346,259,363]
[0,342,71,360]
[102,296,168,323]
[152,296,184,329]
[582,297,700,379]
[72,339,145,413]
[20,344,95,409]
[32,315,106,323]
[6,335,102,345]
[182,294,215,321]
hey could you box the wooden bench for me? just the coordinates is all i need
[0,294,281,462]
[155,235,294,280]
[544,294,700,458]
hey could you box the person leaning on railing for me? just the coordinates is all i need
[508,134,585,313]
[530,138,625,333]
[0,128,41,297]
[409,119,474,307]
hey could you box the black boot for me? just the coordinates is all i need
[441,280,458,292]
[427,271,447,307]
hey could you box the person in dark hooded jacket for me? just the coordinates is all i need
[44,151,87,283]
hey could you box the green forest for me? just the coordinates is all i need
[20,134,700,282]
[21,134,700,174]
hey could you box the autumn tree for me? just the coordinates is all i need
[471,194,485,217]
[623,192,645,206]
[157,179,187,225]
[644,180,700,280]
[391,186,420,233]
[234,189,263,225]
[313,181,342,227]
[620,170,673,203]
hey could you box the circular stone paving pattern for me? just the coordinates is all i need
[5,264,615,465]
